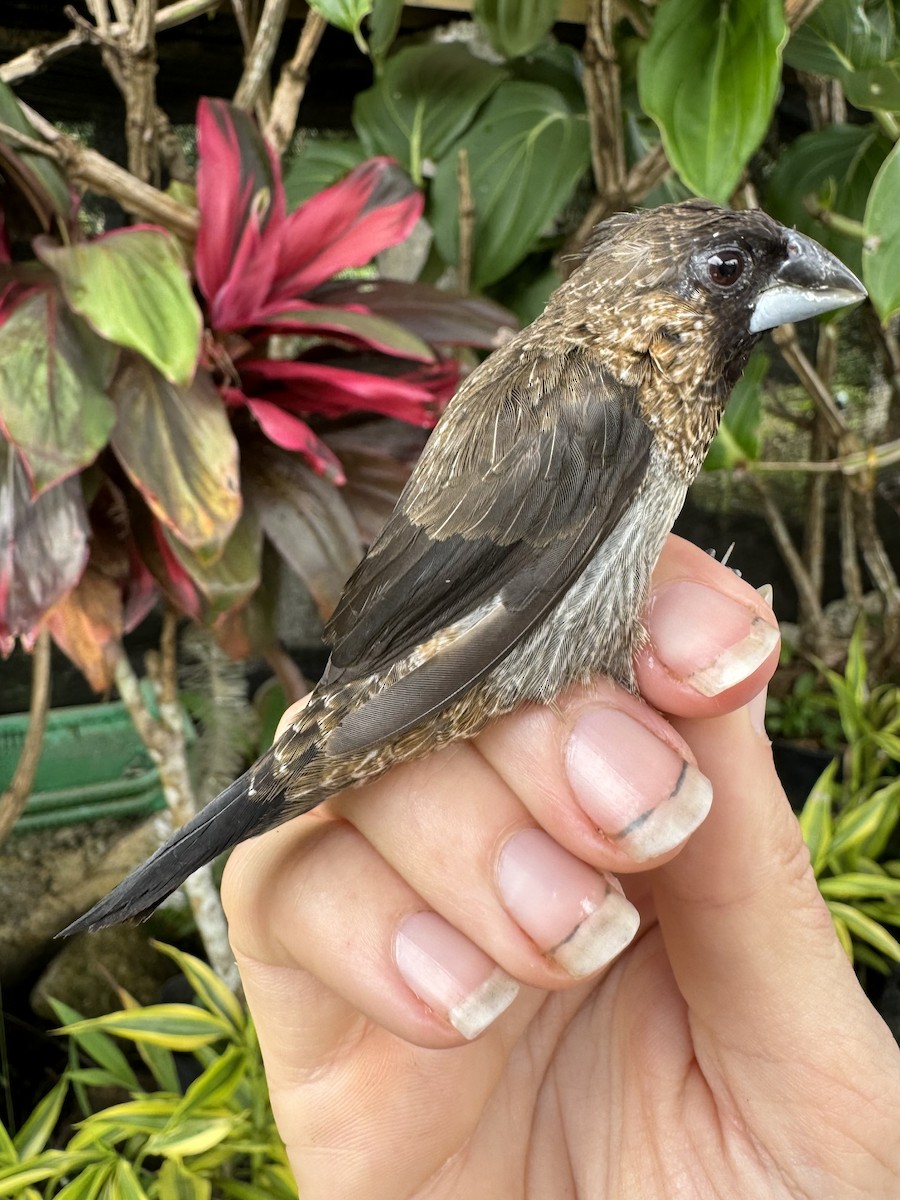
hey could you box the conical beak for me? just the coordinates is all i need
[749,231,867,333]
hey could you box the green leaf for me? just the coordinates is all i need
[55,1160,115,1200]
[830,781,900,863]
[0,289,117,494]
[48,1000,140,1091]
[13,1079,67,1159]
[145,1116,236,1159]
[474,0,561,59]
[353,44,507,182]
[283,140,366,209]
[818,872,900,900]
[830,910,853,959]
[109,358,241,557]
[173,1047,246,1119]
[0,1122,15,1167]
[108,1159,149,1200]
[784,0,900,111]
[0,80,72,227]
[309,0,372,46]
[366,0,404,65]
[36,230,202,387]
[703,349,767,470]
[60,1005,232,1052]
[799,758,838,875]
[150,943,245,1032]
[864,139,900,322]
[161,506,262,619]
[156,1161,212,1200]
[638,0,787,202]
[828,900,900,962]
[767,124,890,277]
[0,1154,104,1196]
[431,80,590,288]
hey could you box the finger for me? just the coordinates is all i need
[652,700,898,1069]
[333,733,640,989]
[636,534,780,717]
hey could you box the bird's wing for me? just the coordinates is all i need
[320,349,653,755]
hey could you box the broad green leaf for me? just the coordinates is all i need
[0,435,89,653]
[506,40,586,112]
[109,358,241,557]
[283,140,365,209]
[366,0,403,64]
[0,80,71,226]
[785,0,900,111]
[864,139,900,322]
[37,230,202,387]
[157,1161,212,1200]
[61,1004,232,1052]
[48,1000,140,1091]
[474,0,560,59]
[828,900,900,962]
[704,350,767,470]
[639,0,786,202]
[145,1116,236,1159]
[431,80,590,287]
[13,1078,67,1159]
[309,0,372,46]
[767,124,890,276]
[353,44,507,182]
[799,758,838,876]
[151,943,245,1032]
[0,289,116,494]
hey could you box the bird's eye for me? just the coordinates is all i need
[707,250,745,287]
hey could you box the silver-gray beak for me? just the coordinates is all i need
[749,231,866,333]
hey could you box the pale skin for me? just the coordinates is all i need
[223,536,900,1199]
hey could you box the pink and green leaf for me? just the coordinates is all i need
[257,302,434,361]
[0,435,89,654]
[0,289,117,495]
[37,228,202,386]
[160,507,262,619]
[109,358,241,557]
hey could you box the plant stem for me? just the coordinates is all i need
[456,146,474,295]
[264,7,327,155]
[233,0,291,111]
[0,630,51,847]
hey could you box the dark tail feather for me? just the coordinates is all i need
[57,763,282,938]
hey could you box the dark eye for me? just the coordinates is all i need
[707,250,745,287]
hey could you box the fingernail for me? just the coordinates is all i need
[394,912,519,1040]
[649,581,780,696]
[748,683,769,739]
[497,828,639,977]
[757,582,774,607]
[567,708,712,861]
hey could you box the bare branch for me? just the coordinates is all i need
[233,0,291,111]
[263,6,328,155]
[456,147,474,296]
[0,630,52,847]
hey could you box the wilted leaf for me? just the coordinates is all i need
[312,278,518,347]
[109,358,241,556]
[0,289,117,494]
[704,350,767,470]
[45,563,123,691]
[474,0,560,59]
[431,80,590,288]
[863,139,900,322]
[354,44,507,182]
[639,0,787,202]
[283,139,366,209]
[767,124,890,276]
[37,228,202,387]
[0,436,89,654]
[243,438,361,618]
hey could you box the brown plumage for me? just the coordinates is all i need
[61,199,865,935]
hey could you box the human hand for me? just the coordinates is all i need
[223,535,900,1199]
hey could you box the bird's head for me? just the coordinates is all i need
[562,199,866,393]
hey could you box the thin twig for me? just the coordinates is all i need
[751,439,900,474]
[770,324,852,442]
[839,479,864,605]
[233,0,291,111]
[263,7,328,155]
[583,0,626,205]
[747,472,825,639]
[0,630,52,847]
[264,643,311,707]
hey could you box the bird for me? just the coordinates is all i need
[61,199,865,936]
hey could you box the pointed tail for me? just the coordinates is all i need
[58,756,284,937]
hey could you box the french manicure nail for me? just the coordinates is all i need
[567,708,712,861]
[497,828,639,977]
[650,581,780,696]
[394,911,519,1039]
[757,582,774,606]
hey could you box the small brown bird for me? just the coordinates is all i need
[62,199,865,936]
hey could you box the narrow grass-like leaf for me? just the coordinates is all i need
[13,1078,67,1159]
[798,758,837,875]
[829,901,900,963]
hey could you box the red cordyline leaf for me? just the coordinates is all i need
[239,358,457,426]
[195,98,284,330]
[223,384,345,482]
[272,158,423,301]
[150,519,202,620]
